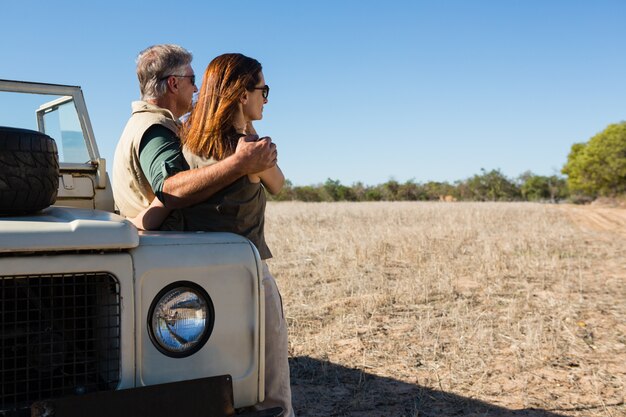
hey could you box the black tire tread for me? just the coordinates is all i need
[0,127,59,215]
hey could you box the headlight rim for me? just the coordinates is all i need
[147,280,215,358]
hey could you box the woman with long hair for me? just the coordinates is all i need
[175,53,284,260]
[183,53,281,195]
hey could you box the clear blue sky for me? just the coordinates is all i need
[3,1,625,186]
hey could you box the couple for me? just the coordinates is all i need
[112,44,293,417]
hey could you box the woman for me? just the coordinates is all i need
[173,53,283,259]
[132,53,294,417]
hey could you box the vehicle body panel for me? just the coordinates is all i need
[0,79,269,414]
[132,232,265,407]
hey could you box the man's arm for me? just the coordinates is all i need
[130,197,170,230]
[140,125,277,209]
[160,142,269,207]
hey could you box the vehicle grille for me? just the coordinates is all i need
[0,272,121,415]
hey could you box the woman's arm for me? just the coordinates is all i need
[129,197,171,230]
[244,122,284,194]
[258,164,285,195]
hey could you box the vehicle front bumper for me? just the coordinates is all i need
[31,375,283,417]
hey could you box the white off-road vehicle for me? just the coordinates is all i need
[0,80,280,417]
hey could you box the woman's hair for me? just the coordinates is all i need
[136,44,193,101]
[182,53,262,159]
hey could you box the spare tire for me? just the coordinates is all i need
[0,127,59,215]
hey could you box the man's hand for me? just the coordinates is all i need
[234,135,277,174]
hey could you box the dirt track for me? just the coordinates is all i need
[559,203,626,237]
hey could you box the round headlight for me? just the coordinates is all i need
[148,281,215,358]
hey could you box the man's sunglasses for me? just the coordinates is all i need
[160,74,196,85]
[252,85,270,99]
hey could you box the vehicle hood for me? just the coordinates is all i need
[0,206,139,253]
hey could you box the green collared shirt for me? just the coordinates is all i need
[138,124,189,204]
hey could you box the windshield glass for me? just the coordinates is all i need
[0,91,91,164]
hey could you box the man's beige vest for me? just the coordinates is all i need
[112,101,179,218]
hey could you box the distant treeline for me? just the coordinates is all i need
[272,121,626,203]
[270,170,569,202]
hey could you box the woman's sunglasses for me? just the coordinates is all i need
[252,85,270,99]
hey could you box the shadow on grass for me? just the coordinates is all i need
[289,356,579,417]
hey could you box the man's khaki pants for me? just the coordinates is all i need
[254,262,294,417]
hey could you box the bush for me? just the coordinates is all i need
[562,122,626,198]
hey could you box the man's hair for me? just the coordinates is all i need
[181,53,262,159]
[136,44,193,101]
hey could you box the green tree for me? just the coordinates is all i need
[380,179,400,200]
[424,181,456,201]
[397,179,426,201]
[323,178,357,201]
[462,169,521,201]
[293,185,324,202]
[562,122,626,197]
[518,171,568,202]
[364,186,383,201]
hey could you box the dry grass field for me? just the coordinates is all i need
[264,202,626,417]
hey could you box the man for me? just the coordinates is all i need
[113,44,276,219]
